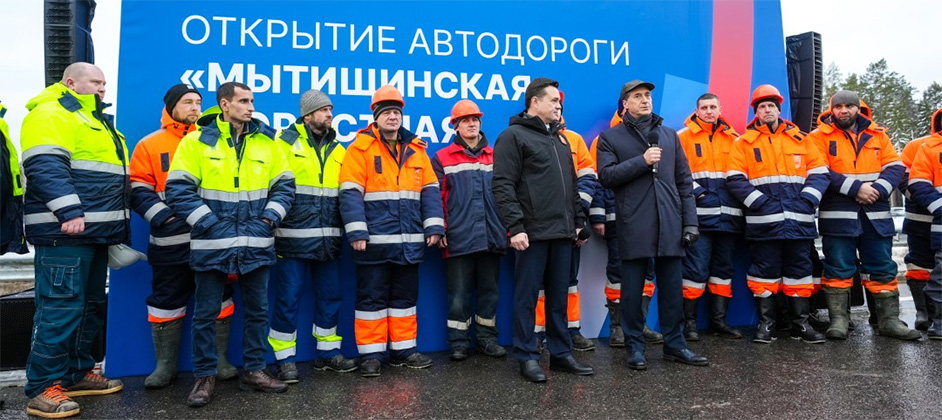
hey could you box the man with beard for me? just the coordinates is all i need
[268,89,358,383]
[808,90,919,341]
[130,84,240,389]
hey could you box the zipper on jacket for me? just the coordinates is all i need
[551,134,573,231]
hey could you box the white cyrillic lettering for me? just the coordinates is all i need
[340,68,370,96]
[247,64,271,92]
[409,28,431,55]
[440,116,455,144]
[381,69,405,89]
[208,62,243,90]
[476,32,499,59]
[433,29,453,56]
[570,38,590,64]
[292,21,314,49]
[434,72,458,99]
[270,65,281,93]
[283,65,308,94]
[334,114,358,143]
[511,75,530,101]
[252,112,270,125]
[241,18,262,47]
[592,39,608,65]
[377,26,395,53]
[267,19,288,47]
[324,22,346,50]
[311,67,337,95]
[611,41,629,65]
[212,16,235,46]
[501,34,524,65]
[408,71,433,98]
[182,15,210,45]
[454,30,473,57]
[273,112,296,130]
[414,116,439,144]
[526,35,547,62]
[550,36,567,62]
[350,24,373,52]
[460,73,483,100]
[485,74,509,101]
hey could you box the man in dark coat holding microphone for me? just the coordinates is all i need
[596,80,708,370]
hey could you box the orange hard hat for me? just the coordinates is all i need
[750,84,783,108]
[450,99,483,126]
[371,85,405,111]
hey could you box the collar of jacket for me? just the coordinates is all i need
[741,117,804,143]
[622,112,664,136]
[816,111,884,136]
[350,124,425,151]
[160,107,197,138]
[509,112,562,136]
[933,108,942,136]
[685,113,737,137]
[0,104,6,119]
[449,132,489,155]
[197,114,275,147]
[280,122,337,147]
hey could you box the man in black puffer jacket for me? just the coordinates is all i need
[492,77,592,383]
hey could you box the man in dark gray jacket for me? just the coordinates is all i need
[597,80,708,371]
[492,77,592,383]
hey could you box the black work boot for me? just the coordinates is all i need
[145,318,182,389]
[606,300,625,347]
[928,296,942,340]
[641,295,664,344]
[823,286,850,340]
[753,296,776,344]
[683,298,700,342]
[866,289,879,325]
[908,280,930,331]
[788,296,826,343]
[709,294,743,339]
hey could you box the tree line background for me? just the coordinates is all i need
[824,59,942,148]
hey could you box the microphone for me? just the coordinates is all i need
[646,131,660,174]
[577,227,592,241]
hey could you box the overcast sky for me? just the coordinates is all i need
[2,0,939,145]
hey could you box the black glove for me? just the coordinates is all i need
[682,226,699,247]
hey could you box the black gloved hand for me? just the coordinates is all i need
[682,226,699,247]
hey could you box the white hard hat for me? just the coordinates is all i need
[107,244,147,269]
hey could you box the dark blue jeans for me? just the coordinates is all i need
[823,215,897,292]
[270,257,342,362]
[193,267,270,377]
[25,245,108,398]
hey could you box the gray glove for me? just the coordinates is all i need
[682,226,699,248]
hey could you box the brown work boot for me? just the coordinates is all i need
[26,384,80,419]
[62,372,123,397]
[240,369,288,393]
[187,376,216,408]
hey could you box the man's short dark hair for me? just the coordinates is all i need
[525,77,559,110]
[696,93,719,107]
[216,82,251,105]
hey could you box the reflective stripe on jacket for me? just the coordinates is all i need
[431,132,506,258]
[165,114,295,274]
[906,108,942,250]
[338,125,444,265]
[727,118,828,241]
[129,108,198,264]
[809,111,904,238]
[275,123,345,261]
[20,83,130,246]
[678,113,744,233]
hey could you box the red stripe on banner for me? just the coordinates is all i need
[708,0,755,132]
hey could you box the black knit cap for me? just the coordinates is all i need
[163,84,201,114]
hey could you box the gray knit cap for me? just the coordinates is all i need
[300,89,332,116]
[830,90,860,108]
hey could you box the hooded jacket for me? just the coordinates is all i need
[20,83,130,246]
[899,108,942,237]
[905,108,942,250]
[808,110,904,238]
[129,108,199,264]
[677,113,744,233]
[275,122,345,261]
[339,124,444,265]
[165,111,295,274]
[492,112,584,242]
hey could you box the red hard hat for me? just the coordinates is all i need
[450,99,483,126]
[370,85,405,111]
[750,84,783,108]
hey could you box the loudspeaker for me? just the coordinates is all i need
[44,0,97,87]
[785,32,823,133]
[0,289,107,371]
